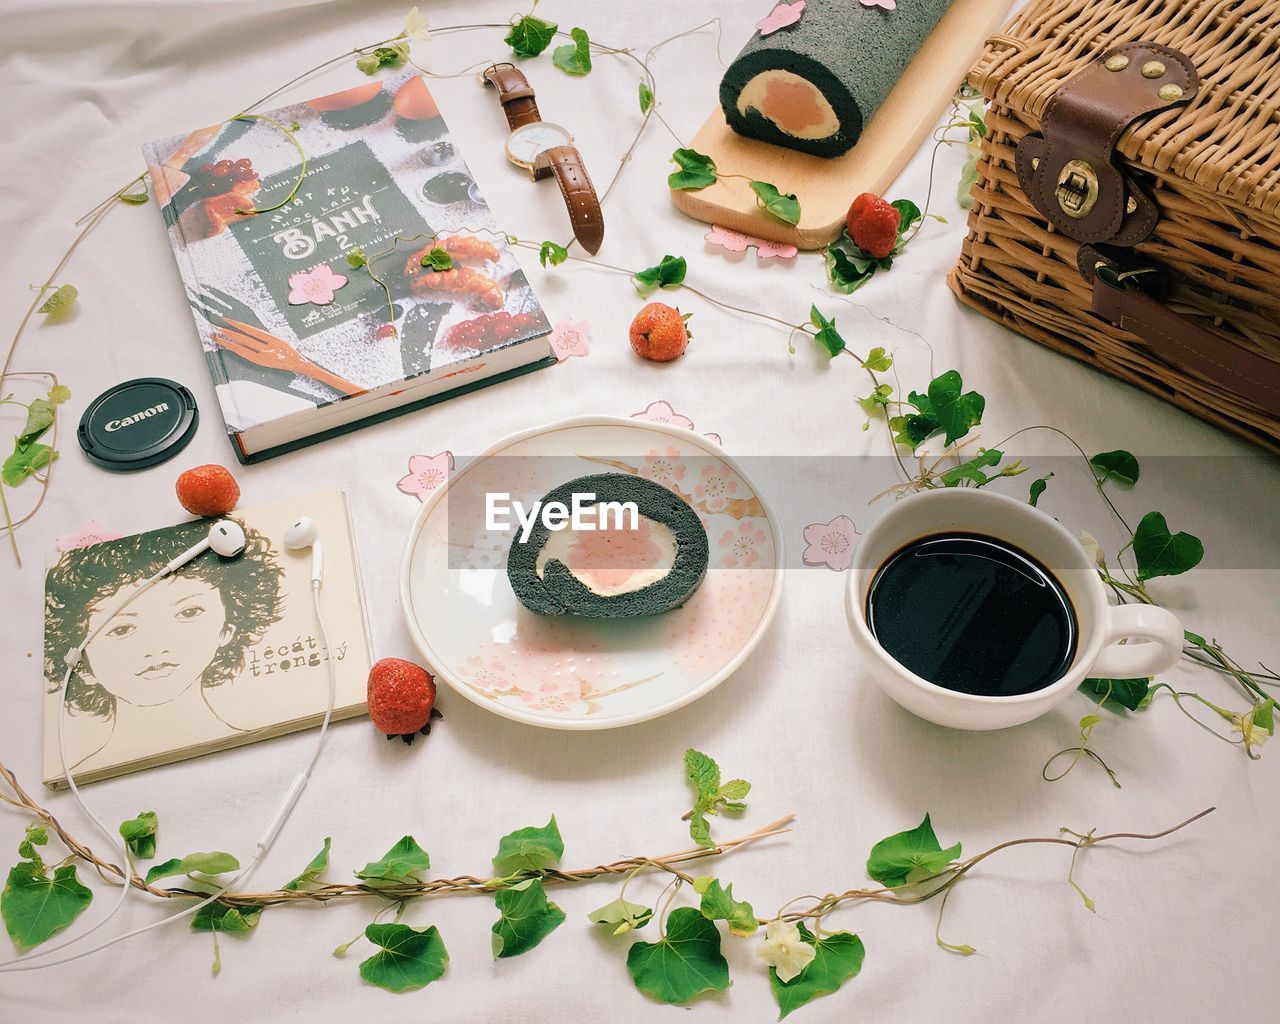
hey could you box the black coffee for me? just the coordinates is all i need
[866,533,1077,697]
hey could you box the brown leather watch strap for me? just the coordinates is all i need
[1080,248,1280,415]
[537,145,604,255]
[1016,42,1198,246]
[482,63,541,129]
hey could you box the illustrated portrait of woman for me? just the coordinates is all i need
[43,518,285,771]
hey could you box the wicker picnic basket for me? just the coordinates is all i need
[949,0,1280,452]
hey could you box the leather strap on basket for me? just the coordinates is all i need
[1016,42,1198,247]
[1079,247,1280,415]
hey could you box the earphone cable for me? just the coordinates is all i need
[0,571,337,972]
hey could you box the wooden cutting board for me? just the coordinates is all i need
[670,0,1014,249]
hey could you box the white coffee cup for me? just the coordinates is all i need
[844,488,1184,730]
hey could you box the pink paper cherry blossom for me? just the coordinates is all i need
[860,0,897,10]
[632,399,695,431]
[755,239,799,260]
[286,263,348,306]
[56,521,122,552]
[397,451,454,501]
[704,225,752,253]
[705,224,798,261]
[548,318,592,362]
[757,0,806,35]
[802,515,858,571]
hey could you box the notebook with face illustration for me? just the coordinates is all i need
[41,489,371,789]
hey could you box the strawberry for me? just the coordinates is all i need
[629,303,692,362]
[845,193,902,260]
[367,657,442,743]
[175,464,240,517]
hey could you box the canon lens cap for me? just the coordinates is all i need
[78,377,199,471]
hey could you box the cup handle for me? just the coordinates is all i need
[1089,603,1184,679]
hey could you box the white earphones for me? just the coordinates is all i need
[162,520,247,575]
[0,513,335,973]
[284,516,324,584]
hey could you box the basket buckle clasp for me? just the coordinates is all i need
[1055,160,1100,219]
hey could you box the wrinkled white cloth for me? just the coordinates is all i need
[1,1,1276,1022]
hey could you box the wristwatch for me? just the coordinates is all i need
[481,63,605,254]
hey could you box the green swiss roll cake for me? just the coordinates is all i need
[507,473,709,618]
[720,0,954,157]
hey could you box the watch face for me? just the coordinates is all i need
[506,122,573,166]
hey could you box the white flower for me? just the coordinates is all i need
[755,919,816,983]
[402,6,430,42]
[1079,529,1106,569]
[1231,709,1271,756]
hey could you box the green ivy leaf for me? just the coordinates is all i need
[1090,450,1140,486]
[118,183,149,205]
[926,370,985,446]
[1132,511,1204,582]
[420,247,453,271]
[809,306,845,358]
[1028,473,1053,507]
[37,284,77,316]
[588,894,653,935]
[505,14,558,57]
[769,922,866,1019]
[633,255,687,295]
[552,27,592,75]
[539,240,568,267]
[191,899,263,933]
[283,837,331,892]
[1080,678,1153,712]
[866,814,961,888]
[491,878,566,957]
[861,347,893,372]
[356,836,431,884]
[626,907,729,1005]
[2,439,56,487]
[359,923,449,992]
[355,42,409,75]
[18,398,55,446]
[118,811,158,860]
[938,448,1003,487]
[17,824,48,866]
[769,924,866,1018]
[2,862,93,950]
[698,879,757,937]
[668,148,717,191]
[47,384,71,405]
[345,248,368,269]
[858,384,894,425]
[889,199,922,250]
[145,851,239,885]
[825,233,883,293]
[639,81,654,113]
[750,180,801,224]
[492,816,563,877]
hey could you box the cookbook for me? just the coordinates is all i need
[143,73,554,463]
[42,489,372,788]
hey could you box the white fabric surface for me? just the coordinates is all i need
[1,1,1276,1021]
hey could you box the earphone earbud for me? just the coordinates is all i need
[284,516,324,583]
[162,520,247,576]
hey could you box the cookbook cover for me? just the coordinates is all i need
[143,72,553,461]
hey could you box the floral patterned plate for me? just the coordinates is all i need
[399,416,784,729]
